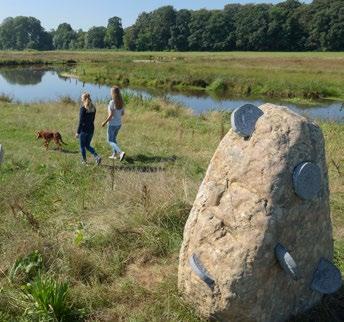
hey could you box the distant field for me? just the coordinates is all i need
[0,93,343,321]
[1,51,344,103]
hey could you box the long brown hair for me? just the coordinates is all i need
[111,86,124,110]
[81,92,95,112]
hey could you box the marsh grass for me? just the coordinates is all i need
[0,93,13,103]
[0,96,343,321]
[2,51,344,102]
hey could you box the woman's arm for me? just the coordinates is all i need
[76,107,85,137]
[102,107,114,127]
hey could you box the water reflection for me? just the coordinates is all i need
[0,68,45,85]
[0,67,343,122]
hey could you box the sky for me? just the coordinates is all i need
[0,0,312,31]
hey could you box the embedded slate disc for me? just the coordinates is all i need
[189,253,214,288]
[275,243,299,280]
[311,258,342,294]
[293,162,321,200]
[231,104,264,137]
[0,144,3,164]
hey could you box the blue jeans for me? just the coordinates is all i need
[79,131,98,161]
[107,125,122,154]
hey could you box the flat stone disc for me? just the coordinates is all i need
[311,258,342,294]
[293,162,321,200]
[0,144,3,163]
[189,253,214,288]
[275,243,299,280]
[231,104,264,137]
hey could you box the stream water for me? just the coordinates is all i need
[0,67,343,122]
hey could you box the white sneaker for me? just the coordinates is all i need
[109,154,117,160]
[119,151,126,161]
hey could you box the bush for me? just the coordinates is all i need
[20,274,82,321]
[207,79,227,93]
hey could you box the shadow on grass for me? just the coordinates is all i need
[51,147,79,154]
[124,154,177,165]
[289,286,344,322]
[102,163,166,173]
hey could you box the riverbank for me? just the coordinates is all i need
[0,97,343,321]
[1,51,344,104]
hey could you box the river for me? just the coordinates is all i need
[0,67,343,122]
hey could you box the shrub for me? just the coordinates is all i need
[207,78,227,93]
[20,274,81,321]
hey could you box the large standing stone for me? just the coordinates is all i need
[178,104,341,322]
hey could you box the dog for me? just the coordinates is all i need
[36,130,67,150]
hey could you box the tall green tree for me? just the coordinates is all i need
[307,0,344,50]
[0,16,52,50]
[123,26,137,50]
[169,9,191,51]
[235,4,271,51]
[85,26,106,48]
[52,23,76,49]
[188,10,212,51]
[150,6,176,50]
[70,29,86,49]
[104,17,124,49]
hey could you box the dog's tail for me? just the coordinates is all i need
[57,133,67,145]
[60,137,68,145]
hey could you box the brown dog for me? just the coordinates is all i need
[36,131,67,150]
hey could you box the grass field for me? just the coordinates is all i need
[0,93,343,321]
[1,51,344,103]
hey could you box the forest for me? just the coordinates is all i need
[0,0,343,51]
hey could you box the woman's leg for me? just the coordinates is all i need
[79,133,87,161]
[107,125,122,154]
[85,132,98,156]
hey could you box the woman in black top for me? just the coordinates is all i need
[76,92,101,165]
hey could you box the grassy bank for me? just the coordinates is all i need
[0,96,343,321]
[1,51,344,103]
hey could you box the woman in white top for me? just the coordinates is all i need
[102,86,125,161]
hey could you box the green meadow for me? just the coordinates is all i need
[0,91,343,321]
[1,51,344,103]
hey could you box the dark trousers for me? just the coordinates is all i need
[79,131,97,161]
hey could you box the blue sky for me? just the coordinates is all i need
[0,0,311,30]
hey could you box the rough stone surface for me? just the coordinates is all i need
[0,144,3,164]
[178,104,337,322]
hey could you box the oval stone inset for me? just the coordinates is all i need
[189,253,214,288]
[293,162,321,200]
[275,243,299,280]
[311,258,342,294]
[231,104,264,137]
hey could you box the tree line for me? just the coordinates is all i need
[0,0,343,52]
